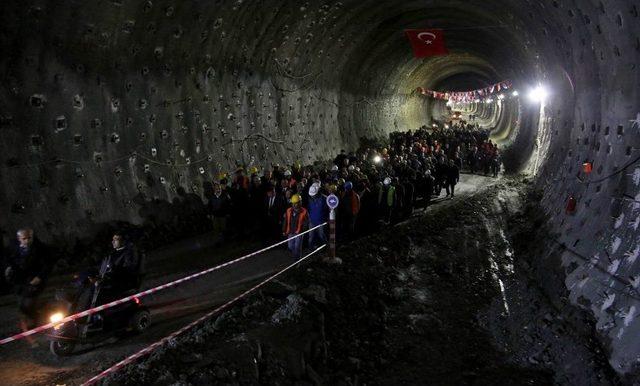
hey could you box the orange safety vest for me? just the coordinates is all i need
[284,207,308,235]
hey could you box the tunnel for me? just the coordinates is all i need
[0,0,639,384]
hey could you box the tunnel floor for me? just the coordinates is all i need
[94,177,619,386]
[0,173,506,385]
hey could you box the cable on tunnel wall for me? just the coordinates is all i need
[552,239,640,303]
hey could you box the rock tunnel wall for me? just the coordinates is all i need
[0,0,640,376]
[0,0,400,243]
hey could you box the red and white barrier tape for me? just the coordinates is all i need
[82,244,327,386]
[0,223,327,346]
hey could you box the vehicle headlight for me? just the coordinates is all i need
[50,312,64,324]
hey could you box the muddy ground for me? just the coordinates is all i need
[0,175,498,386]
[104,178,621,386]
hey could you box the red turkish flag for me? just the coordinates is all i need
[405,29,448,58]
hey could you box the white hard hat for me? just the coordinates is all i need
[331,165,339,172]
[309,184,319,197]
[348,165,355,171]
[383,177,391,186]
[284,169,292,177]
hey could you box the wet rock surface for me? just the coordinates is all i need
[106,178,621,385]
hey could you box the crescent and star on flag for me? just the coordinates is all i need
[417,32,437,45]
[405,29,448,57]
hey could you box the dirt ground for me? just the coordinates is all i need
[99,177,622,386]
[0,173,498,386]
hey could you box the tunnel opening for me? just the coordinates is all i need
[0,0,639,384]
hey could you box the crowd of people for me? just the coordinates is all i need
[208,123,502,257]
[0,122,502,331]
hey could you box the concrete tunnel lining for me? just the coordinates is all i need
[0,0,639,378]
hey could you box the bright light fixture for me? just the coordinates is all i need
[486,98,494,103]
[373,155,382,164]
[512,90,519,97]
[528,85,548,103]
[50,312,64,324]
[498,94,505,100]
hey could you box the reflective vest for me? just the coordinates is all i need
[284,207,308,235]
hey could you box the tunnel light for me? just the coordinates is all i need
[474,99,481,103]
[486,98,494,103]
[444,124,450,129]
[373,155,382,164]
[512,90,519,97]
[528,85,548,103]
[497,94,505,100]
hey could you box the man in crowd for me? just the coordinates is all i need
[307,183,328,249]
[282,194,308,259]
[264,185,286,242]
[208,183,231,245]
[73,232,141,315]
[445,159,460,198]
[4,228,50,329]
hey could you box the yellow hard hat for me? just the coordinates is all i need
[249,166,258,175]
[218,172,227,181]
[290,194,301,204]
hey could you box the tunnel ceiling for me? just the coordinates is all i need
[0,0,635,235]
[1,0,640,376]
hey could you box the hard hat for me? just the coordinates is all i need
[291,194,301,204]
[348,165,355,171]
[344,181,353,190]
[249,166,258,175]
[331,165,339,172]
[382,148,388,155]
[218,172,227,181]
[309,184,319,197]
[284,169,292,177]
[383,177,391,186]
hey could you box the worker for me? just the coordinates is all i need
[282,194,309,259]
[307,183,328,249]
[340,181,360,240]
[377,177,396,224]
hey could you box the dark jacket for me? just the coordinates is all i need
[208,192,231,217]
[308,194,328,225]
[265,193,287,222]
[5,238,50,293]
[446,165,460,184]
[99,243,140,291]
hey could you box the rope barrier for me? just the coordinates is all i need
[81,244,327,386]
[0,223,327,346]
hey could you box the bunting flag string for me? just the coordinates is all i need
[416,80,513,103]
